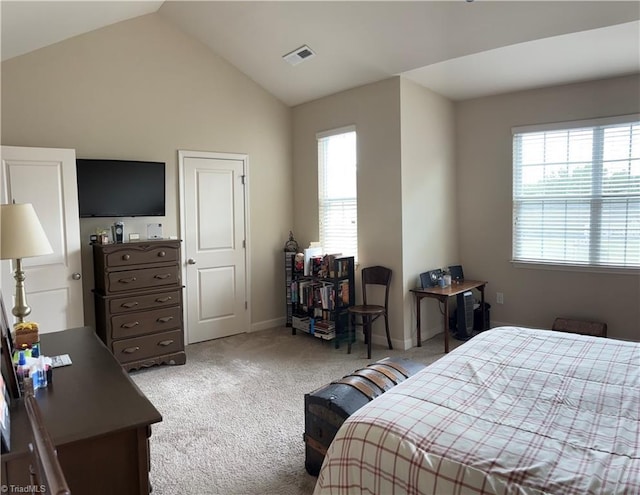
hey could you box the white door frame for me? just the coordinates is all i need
[177,150,251,344]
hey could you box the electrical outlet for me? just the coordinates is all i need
[496,292,504,304]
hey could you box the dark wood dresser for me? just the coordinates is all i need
[93,240,186,371]
[1,327,162,495]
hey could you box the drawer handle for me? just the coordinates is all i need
[121,302,139,309]
[155,296,172,303]
[119,277,137,284]
[122,346,140,354]
[154,274,171,280]
[158,340,174,347]
[158,251,166,257]
[157,316,173,323]
[121,321,140,329]
[122,254,131,261]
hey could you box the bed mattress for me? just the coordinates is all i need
[313,326,640,495]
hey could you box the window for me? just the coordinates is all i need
[317,126,357,260]
[512,114,640,269]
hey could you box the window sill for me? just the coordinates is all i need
[511,260,640,276]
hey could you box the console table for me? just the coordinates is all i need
[410,280,487,353]
[1,326,162,494]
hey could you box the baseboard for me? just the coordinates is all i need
[250,317,285,333]
[399,337,414,351]
[399,321,517,350]
[366,327,443,352]
[250,319,521,343]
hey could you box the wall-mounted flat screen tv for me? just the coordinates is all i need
[76,159,165,218]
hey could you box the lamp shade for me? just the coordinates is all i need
[0,203,54,260]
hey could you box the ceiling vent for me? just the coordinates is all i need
[283,45,316,66]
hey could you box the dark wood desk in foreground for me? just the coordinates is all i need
[1,326,162,494]
[410,280,487,353]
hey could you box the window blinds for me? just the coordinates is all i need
[512,115,640,268]
[317,127,357,260]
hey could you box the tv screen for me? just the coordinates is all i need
[76,159,166,218]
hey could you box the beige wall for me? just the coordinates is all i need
[3,11,636,345]
[456,74,640,341]
[400,78,458,345]
[1,14,293,332]
[292,77,458,350]
[292,77,406,346]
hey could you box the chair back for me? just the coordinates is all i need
[362,266,392,308]
[25,394,71,495]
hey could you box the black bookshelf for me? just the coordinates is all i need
[290,255,355,346]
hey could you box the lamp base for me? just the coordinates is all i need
[12,258,31,323]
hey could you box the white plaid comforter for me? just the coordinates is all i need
[313,326,640,495]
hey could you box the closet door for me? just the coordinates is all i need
[1,146,84,332]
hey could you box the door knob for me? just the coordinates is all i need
[187,259,196,265]
[72,273,82,280]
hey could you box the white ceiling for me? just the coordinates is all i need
[1,1,639,106]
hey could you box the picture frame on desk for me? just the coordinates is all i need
[1,293,15,453]
[449,265,464,283]
[0,293,20,400]
[420,269,443,288]
[0,372,10,453]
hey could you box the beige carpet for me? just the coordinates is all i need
[130,327,460,495]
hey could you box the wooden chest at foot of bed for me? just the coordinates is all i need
[304,356,425,476]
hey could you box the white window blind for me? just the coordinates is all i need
[512,115,640,269]
[317,126,357,260]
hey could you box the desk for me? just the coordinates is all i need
[1,327,162,494]
[411,280,487,353]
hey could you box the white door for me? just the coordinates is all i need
[1,146,84,332]
[179,150,248,343]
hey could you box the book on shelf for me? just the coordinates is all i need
[318,284,335,310]
[310,256,323,277]
[292,315,310,333]
[314,320,335,331]
[314,330,335,341]
[313,320,336,340]
[338,279,350,305]
[296,280,319,312]
[318,253,342,278]
[303,246,322,276]
[336,258,353,278]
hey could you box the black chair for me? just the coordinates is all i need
[347,266,392,359]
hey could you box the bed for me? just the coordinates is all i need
[313,326,640,495]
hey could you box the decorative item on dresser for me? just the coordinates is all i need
[92,240,186,371]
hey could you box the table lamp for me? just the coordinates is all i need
[0,203,53,323]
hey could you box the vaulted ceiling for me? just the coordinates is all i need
[2,1,639,106]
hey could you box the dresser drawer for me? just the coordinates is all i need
[104,243,180,268]
[111,306,183,339]
[106,266,180,293]
[112,329,184,364]
[108,290,182,314]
